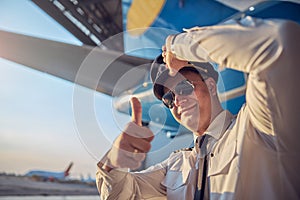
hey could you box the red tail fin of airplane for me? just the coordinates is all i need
[64,162,73,177]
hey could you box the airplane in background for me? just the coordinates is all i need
[1,1,299,169]
[25,162,73,182]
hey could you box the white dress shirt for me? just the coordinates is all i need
[96,17,300,199]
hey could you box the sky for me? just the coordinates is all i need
[0,0,130,179]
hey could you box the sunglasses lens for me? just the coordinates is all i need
[174,80,194,95]
[162,91,174,109]
[161,80,195,109]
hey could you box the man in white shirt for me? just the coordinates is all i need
[96,17,300,199]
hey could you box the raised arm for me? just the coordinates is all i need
[166,17,300,137]
[166,17,285,73]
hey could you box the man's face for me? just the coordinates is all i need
[163,71,212,135]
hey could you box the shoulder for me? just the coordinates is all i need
[163,147,195,170]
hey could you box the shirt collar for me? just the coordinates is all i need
[193,110,234,143]
[205,110,234,139]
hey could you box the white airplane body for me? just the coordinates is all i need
[25,162,73,181]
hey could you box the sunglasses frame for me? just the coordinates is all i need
[162,79,204,109]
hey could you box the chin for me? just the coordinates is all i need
[182,118,199,133]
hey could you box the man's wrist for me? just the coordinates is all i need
[166,34,180,52]
[97,150,115,173]
[166,35,174,52]
[97,160,113,172]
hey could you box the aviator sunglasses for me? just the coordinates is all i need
[162,79,204,109]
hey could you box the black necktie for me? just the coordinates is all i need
[194,135,208,200]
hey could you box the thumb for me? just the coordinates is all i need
[130,97,142,126]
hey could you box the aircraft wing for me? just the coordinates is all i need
[0,30,151,97]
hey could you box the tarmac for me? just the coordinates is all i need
[0,174,98,196]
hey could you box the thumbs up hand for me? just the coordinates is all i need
[99,97,154,171]
[131,96,142,126]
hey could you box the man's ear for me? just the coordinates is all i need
[205,77,217,96]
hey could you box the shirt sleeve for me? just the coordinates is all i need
[96,161,167,199]
[170,17,282,72]
[170,17,300,140]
